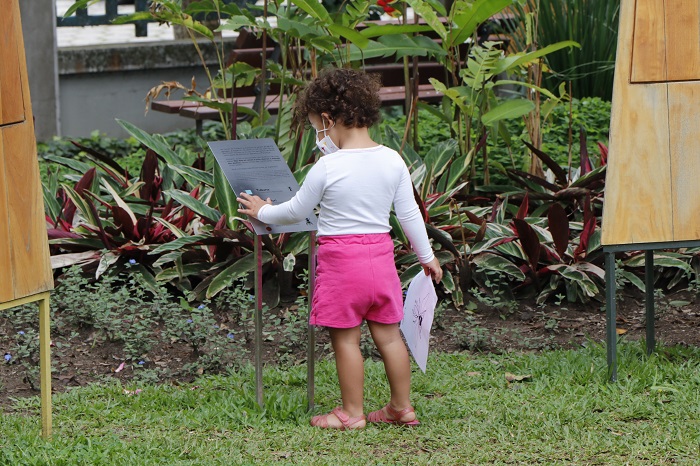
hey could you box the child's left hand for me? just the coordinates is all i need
[237,192,272,220]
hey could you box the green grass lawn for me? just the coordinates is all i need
[2,342,699,465]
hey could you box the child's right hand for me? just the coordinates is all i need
[237,192,272,220]
[421,257,442,284]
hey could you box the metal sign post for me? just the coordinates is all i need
[254,235,264,407]
[252,232,317,409]
[306,232,317,411]
[208,138,318,409]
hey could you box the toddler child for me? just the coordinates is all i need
[237,67,442,430]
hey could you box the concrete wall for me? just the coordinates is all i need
[19,6,237,140]
[20,0,61,140]
[57,39,234,139]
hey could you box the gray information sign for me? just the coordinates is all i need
[208,138,318,235]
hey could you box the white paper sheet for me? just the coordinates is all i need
[400,271,438,373]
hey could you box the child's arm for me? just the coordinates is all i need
[237,159,325,224]
[393,165,443,283]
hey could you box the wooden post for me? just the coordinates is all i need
[0,1,55,438]
[0,293,52,437]
[602,0,700,377]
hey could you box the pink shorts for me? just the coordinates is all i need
[310,233,403,329]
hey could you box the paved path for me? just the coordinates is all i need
[55,0,237,47]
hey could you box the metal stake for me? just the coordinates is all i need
[645,250,656,355]
[306,232,317,411]
[254,235,264,408]
[605,250,618,382]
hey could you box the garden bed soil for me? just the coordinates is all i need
[2,287,700,411]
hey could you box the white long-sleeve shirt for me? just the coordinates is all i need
[257,145,435,263]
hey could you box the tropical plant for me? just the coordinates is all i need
[401,0,579,186]
[55,0,615,307]
[509,0,620,100]
[437,128,608,304]
[45,120,261,298]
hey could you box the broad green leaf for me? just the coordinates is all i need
[429,79,469,113]
[468,236,512,255]
[293,164,315,184]
[213,163,239,230]
[472,252,525,280]
[282,232,312,257]
[43,184,62,221]
[206,252,273,298]
[50,251,100,269]
[400,262,423,287]
[493,79,558,100]
[217,15,255,31]
[572,262,605,280]
[443,155,470,192]
[291,0,331,22]
[481,99,535,126]
[493,41,581,75]
[548,264,600,297]
[383,126,423,170]
[149,234,211,255]
[275,16,326,38]
[586,229,602,254]
[621,270,645,292]
[130,264,160,294]
[405,0,447,42]
[152,250,185,268]
[165,189,222,223]
[625,255,693,274]
[61,184,98,227]
[571,165,606,188]
[43,155,93,174]
[417,100,450,123]
[413,35,448,57]
[170,164,215,187]
[495,242,527,262]
[360,24,433,38]
[390,214,408,245]
[332,38,440,62]
[61,0,99,17]
[442,269,455,293]
[424,139,459,180]
[48,238,105,249]
[449,0,514,47]
[116,120,184,166]
[156,263,213,282]
[111,12,153,24]
[154,217,187,239]
[96,251,120,279]
[101,179,137,227]
[328,24,369,48]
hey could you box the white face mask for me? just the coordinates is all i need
[315,119,340,155]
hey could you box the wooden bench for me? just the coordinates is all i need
[151,84,442,134]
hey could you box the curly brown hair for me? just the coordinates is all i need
[292,67,382,130]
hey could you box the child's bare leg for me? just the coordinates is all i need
[367,321,416,423]
[327,326,366,426]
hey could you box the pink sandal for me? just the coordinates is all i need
[310,407,366,430]
[367,404,420,426]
